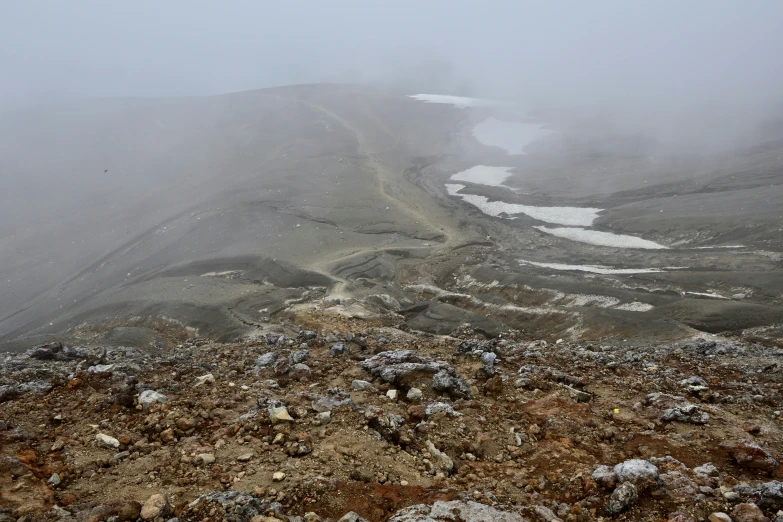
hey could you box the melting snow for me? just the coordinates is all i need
[534,226,668,249]
[450,166,514,187]
[615,302,655,312]
[446,184,601,227]
[684,291,729,299]
[472,118,555,155]
[518,259,682,275]
[408,94,502,109]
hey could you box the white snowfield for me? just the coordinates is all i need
[518,259,683,274]
[472,118,555,155]
[408,94,503,109]
[450,166,515,187]
[534,226,668,249]
[446,184,601,227]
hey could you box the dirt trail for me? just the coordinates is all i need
[259,91,464,295]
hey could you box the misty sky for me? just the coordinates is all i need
[3,0,783,134]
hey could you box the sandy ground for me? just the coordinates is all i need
[1,83,782,353]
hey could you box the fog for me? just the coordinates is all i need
[4,0,783,146]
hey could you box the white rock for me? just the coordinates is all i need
[406,388,423,401]
[269,406,294,424]
[386,389,399,400]
[352,379,375,391]
[613,459,659,489]
[194,373,215,386]
[141,494,170,520]
[95,433,119,449]
[138,390,169,410]
[272,471,286,482]
[388,500,525,521]
[196,453,215,465]
[317,411,331,425]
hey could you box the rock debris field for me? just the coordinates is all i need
[2,306,783,521]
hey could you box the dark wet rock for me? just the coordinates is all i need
[298,330,317,341]
[457,339,495,354]
[25,342,63,360]
[388,500,525,521]
[734,481,783,511]
[722,440,779,473]
[608,482,638,515]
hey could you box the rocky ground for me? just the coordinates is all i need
[2,304,783,522]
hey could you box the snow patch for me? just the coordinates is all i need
[408,94,502,109]
[615,302,655,312]
[446,185,602,227]
[450,166,514,187]
[684,291,729,299]
[534,226,668,249]
[518,259,681,275]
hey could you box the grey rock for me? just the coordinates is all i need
[425,440,453,475]
[352,379,375,391]
[138,390,169,410]
[432,368,471,398]
[388,500,525,521]
[406,388,423,401]
[533,505,564,522]
[592,465,618,489]
[182,491,270,519]
[481,351,497,376]
[661,403,710,424]
[290,363,312,380]
[0,380,52,403]
[26,342,63,360]
[646,392,709,424]
[424,402,459,417]
[269,406,294,423]
[255,352,278,369]
[608,482,638,515]
[289,349,310,364]
[338,512,370,522]
[96,433,120,449]
[299,330,317,340]
[330,343,347,357]
[613,459,660,490]
[361,350,471,398]
[312,388,353,412]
